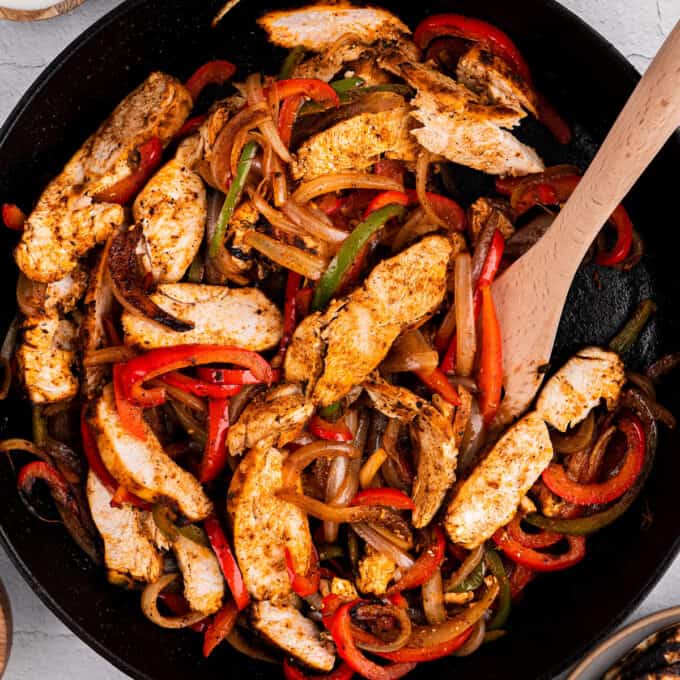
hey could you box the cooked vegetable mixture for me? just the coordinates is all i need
[1,4,674,679]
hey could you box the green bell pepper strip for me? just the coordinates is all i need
[449,561,485,593]
[330,76,365,94]
[279,46,305,80]
[609,298,656,355]
[209,140,258,258]
[484,547,511,630]
[152,504,210,547]
[312,204,406,311]
[319,402,341,419]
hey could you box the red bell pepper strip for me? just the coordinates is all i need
[328,601,417,680]
[94,137,163,204]
[536,94,572,144]
[506,514,562,550]
[414,14,533,85]
[414,367,461,406]
[175,113,208,140]
[185,60,237,100]
[351,488,416,511]
[113,363,146,440]
[277,271,303,364]
[387,526,446,594]
[377,627,473,663]
[161,371,241,398]
[202,599,239,657]
[473,229,505,314]
[285,545,321,597]
[595,204,635,267]
[158,592,208,633]
[196,367,279,385]
[200,397,230,483]
[493,528,586,572]
[17,460,78,515]
[296,287,313,318]
[309,414,353,442]
[363,190,466,231]
[387,593,408,609]
[2,203,26,231]
[278,93,305,148]
[495,164,580,197]
[477,285,503,425]
[283,659,354,680]
[204,515,250,610]
[440,336,457,374]
[80,408,149,509]
[509,563,535,600]
[267,78,340,107]
[542,416,645,506]
[120,345,273,405]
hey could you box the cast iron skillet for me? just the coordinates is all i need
[0,1,678,678]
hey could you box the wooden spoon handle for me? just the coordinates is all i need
[541,20,680,270]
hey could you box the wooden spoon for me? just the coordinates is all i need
[0,0,85,21]
[492,20,680,426]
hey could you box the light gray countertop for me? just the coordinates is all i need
[0,1,678,678]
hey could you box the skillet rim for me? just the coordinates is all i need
[0,1,678,679]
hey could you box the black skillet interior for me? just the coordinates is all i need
[0,1,678,678]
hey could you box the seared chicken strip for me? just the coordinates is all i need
[91,385,212,521]
[397,62,543,176]
[173,534,224,615]
[15,72,192,283]
[445,412,553,549]
[251,601,336,672]
[227,383,314,456]
[364,375,458,527]
[16,267,89,316]
[258,4,410,51]
[285,235,452,406]
[457,45,538,117]
[133,159,207,283]
[536,347,625,432]
[122,284,282,351]
[292,106,419,181]
[228,445,313,603]
[356,546,397,596]
[16,315,78,404]
[87,472,163,583]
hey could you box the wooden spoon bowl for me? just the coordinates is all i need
[0,0,85,21]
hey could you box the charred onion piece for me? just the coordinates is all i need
[107,225,194,332]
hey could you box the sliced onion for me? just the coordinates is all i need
[390,207,426,253]
[243,230,327,279]
[647,353,680,382]
[248,188,309,238]
[406,580,499,648]
[271,153,289,207]
[359,448,388,489]
[581,425,617,483]
[0,438,53,465]
[353,521,414,569]
[352,602,412,653]
[325,455,349,543]
[83,346,137,366]
[470,216,499,287]
[282,441,360,489]
[229,384,264,423]
[454,619,486,657]
[370,518,412,551]
[141,574,206,629]
[422,568,447,625]
[381,329,438,373]
[454,252,476,377]
[448,376,479,393]
[551,411,596,454]
[416,149,447,229]
[292,173,402,205]
[505,213,554,260]
[282,199,348,246]
[168,401,207,446]
[160,380,207,414]
[1,316,18,362]
[626,371,656,400]
[446,545,484,591]
[278,490,386,523]
[629,386,676,430]
[458,397,485,475]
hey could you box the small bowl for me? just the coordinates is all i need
[0,0,85,21]
[568,606,680,680]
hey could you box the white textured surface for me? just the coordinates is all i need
[0,1,678,679]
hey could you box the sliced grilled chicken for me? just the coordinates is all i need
[364,375,457,528]
[457,45,538,116]
[16,314,78,403]
[133,159,207,283]
[397,61,544,176]
[258,4,410,51]
[356,546,397,595]
[284,235,452,406]
[26,267,89,315]
[122,284,282,351]
[172,534,224,615]
[15,72,192,283]
[87,472,163,583]
[444,412,553,549]
[91,384,212,521]
[468,197,515,244]
[228,445,313,603]
[292,106,419,181]
[536,347,625,432]
[251,601,336,672]
[228,383,314,456]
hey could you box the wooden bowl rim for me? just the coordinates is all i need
[0,0,86,22]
